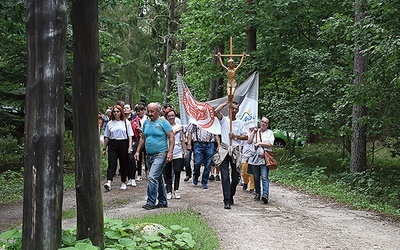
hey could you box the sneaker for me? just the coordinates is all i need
[215,175,220,181]
[155,203,168,208]
[142,204,155,210]
[184,176,191,182]
[136,175,142,181]
[103,181,111,191]
[202,183,208,189]
[131,179,137,187]
[261,195,269,204]
[120,183,127,190]
[242,183,248,191]
[127,179,132,186]
[209,175,215,181]
[193,177,198,186]
[167,192,172,200]
[174,190,181,199]
[224,202,231,209]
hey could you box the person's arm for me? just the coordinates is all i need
[166,130,175,162]
[235,54,246,70]
[247,128,256,144]
[216,53,228,70]
[214,100,229,120]
[134,133,145,161]
[181,132,187,157]
[103,137,109,155]
[215,134,221,148]
[187,133,193,151]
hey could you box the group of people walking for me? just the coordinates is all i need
[101,98,275,210]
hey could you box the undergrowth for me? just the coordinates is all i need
[0,211,218,250]
[271,144,400,217]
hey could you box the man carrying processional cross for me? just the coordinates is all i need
[214,37,248,210]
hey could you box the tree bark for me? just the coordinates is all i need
[23,0,67,249]
[71,0,104,248]
[351,0,368,173]
[164,0,175,104]
[209,45,225,100]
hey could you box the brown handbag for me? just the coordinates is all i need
[264,150,278,170]
[259,131,278,170]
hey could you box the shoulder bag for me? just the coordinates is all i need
[259,131,278,170]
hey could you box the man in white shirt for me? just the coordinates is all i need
[215,100,248,209]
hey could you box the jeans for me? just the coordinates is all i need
[220,154,240,204]
[193,142,215,185]
[145,152,167,206]
[184,149,192,177]
[250,164,269,196]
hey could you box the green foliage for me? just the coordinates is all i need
[1,215,209,250]
[0,169,24,204]
[0,135,23,172]
[271,144,400,217]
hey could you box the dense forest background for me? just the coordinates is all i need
[1,0,400,164]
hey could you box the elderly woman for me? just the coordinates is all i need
[164,108,186,199]
[103,105,134,191]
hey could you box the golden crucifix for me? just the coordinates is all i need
[216,37,248,98]
[216,37,248,148]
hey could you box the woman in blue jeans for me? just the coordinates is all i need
[247,117,274,204]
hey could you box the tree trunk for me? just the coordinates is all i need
[71,0,104,248]
[246,0,256,77]
[164,0,175,104]
[209,45,225,100]
[351,0,368,173]
[23,0,67,249]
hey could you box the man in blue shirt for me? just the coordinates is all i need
[134,102,175,209]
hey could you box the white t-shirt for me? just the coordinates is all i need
[104,120,134,140]
[172,123,184,159]
[219,116,246,147]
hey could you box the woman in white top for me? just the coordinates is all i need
[102,105,134,191]
[247,117,274,204]
[164,108,186,199]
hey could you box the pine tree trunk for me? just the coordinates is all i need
[71,0,104,248]
[23,0,67,249]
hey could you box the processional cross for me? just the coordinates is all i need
[216,37,249,146]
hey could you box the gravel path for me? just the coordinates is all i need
[1,175,399,249]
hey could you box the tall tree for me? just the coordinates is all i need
[164,0,175,104]
[23,0,67,248]
[350,0,368,173]
[209,45,225,100]
[71,0,104,247]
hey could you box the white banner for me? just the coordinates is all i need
[177,71,259,134]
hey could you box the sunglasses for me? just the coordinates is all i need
[113,110,120,113]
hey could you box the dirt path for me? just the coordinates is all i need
[1,176,399,249]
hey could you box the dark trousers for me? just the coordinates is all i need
[164,158,184,192]
[128,153,137,180]
[220,154,240,204]
[107,139,129,182]
[184,149,192,177]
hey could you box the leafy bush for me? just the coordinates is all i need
[0,169,24,204]
[0,218,197,250]
[271,145,400,217]
[0,135,23,172]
